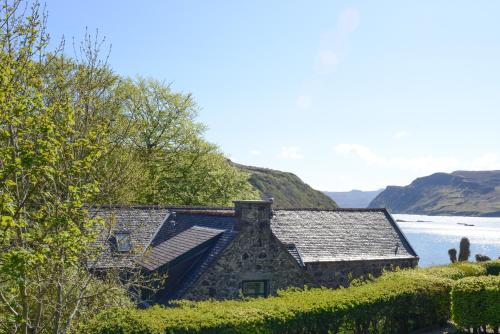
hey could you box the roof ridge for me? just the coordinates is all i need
[91,205,389,213]
[273,208,388,212]
[173,210,235,216]
[93,205,234,210]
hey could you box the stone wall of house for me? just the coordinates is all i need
[305,257,418,288]
[182,201,315,300]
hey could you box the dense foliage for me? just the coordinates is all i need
[107,77,259,206]
[451,275,500,333]
[82,263,497,334]
[417,261,487,280]
[482,259,500,276]
[0,1,151,333]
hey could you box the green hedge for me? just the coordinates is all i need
[451,275,500,331]
[482,259,500,276]
[83,271,452,334]
[417,262,487,280]
[82,263,493,334]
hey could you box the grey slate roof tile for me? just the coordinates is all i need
[271,209,417,263]
[137,226,225,271]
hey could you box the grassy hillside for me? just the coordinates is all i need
[369,170,500,216]
[234,163,337,209]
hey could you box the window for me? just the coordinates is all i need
[241,280,269,297]
[115,232,132,252]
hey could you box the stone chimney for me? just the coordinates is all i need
[233,199,273,229]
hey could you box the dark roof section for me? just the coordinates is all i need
[271,208,418,263]
[148,210,238,300]
[137,226,225,271]
[90,207,169,269]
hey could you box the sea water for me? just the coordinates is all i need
[393,214,500,267]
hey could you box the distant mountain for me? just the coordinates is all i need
[234,163,338,209]
[369,170,500,217]
[323,189,383,208]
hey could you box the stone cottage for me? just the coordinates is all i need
[91,200,418,303]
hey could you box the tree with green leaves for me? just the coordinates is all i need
[40,35,139,206]
[0,2,130,333]
[123,77,258,205]
[0,0,258,332]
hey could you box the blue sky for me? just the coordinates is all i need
[45,1,500,191]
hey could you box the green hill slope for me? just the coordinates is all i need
[369,170,500,216]
[234,163,337,209]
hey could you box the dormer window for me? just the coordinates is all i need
[115,232,132,252]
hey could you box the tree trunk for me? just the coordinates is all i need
[20,282,29,334]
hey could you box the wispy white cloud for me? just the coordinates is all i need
[279,146,303,160]
[315,8,360,73]
[393,130,409,140]
[335,144,500,176]
[337,8,361,34]
[297,94,312,109]
[334,143,459,172]
[249,149,261,156]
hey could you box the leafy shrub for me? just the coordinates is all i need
[475,254,491,262]
[83,263,497,334]
[451,276,500,331]
[83,270,453,334]
[417,262,486,280]
[481,259,500,276]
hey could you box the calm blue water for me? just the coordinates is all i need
[393,214,500,267]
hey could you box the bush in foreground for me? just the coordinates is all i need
[482,259,500,276]
[418,261,487,280]
[451,275,500,333]
[83,272,452,333]
[81,262,496,334]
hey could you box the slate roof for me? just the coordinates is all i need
[151,210,237,300]
[149,208,234,246]
[271,208,418,263]
[137,226,225,271]
[89,206,169,269]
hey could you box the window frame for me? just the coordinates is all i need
[241,280,269,298]
[114,231,132,253]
